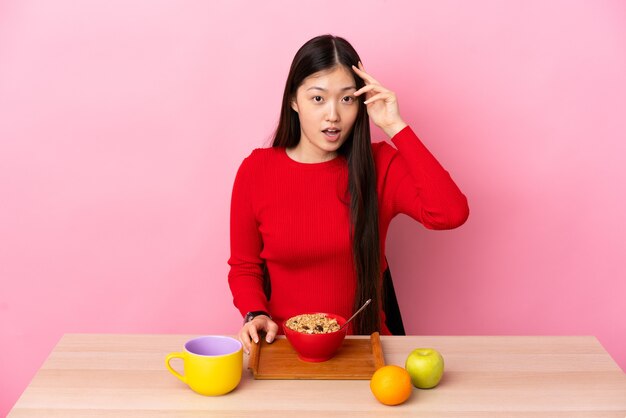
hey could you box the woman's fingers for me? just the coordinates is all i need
[239,327,252,355]
[239,317,279,354]
[352,62,379,85]
[248,324,260,345]
[352,61,404,133]
[239,322,262,355]
[364,91,394,105]
[354,83,389,97]
[264,319,279,343]
[351,64,372,84]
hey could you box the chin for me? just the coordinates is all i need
[322,135,348,148]
[324,141,343,150]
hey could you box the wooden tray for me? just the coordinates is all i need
[248,332,385,380]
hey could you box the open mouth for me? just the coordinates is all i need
[322,129,341,140]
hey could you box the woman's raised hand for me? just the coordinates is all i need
[238,315,278,355]
[352,61,407,138]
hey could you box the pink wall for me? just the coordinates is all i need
[1,0,625,414]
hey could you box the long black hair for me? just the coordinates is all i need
[271,34,381,335]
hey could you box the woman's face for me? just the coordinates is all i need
[290,65,359,161]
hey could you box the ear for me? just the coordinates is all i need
[290,97,299,113]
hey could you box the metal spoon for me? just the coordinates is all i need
[338,299,372,331]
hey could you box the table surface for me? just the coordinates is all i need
[8,334,626,417]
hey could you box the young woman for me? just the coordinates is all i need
[228,34,469,354]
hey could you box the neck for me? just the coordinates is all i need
[287,142,337,163]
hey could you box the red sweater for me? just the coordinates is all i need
[228,125,469,335]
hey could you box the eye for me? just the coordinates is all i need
[343,96,356,103]
[313,96,323,103]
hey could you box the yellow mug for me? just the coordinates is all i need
[165,335,243,396]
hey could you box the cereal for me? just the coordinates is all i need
[285,313,340,334]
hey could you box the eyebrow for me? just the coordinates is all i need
[306,86,356,92]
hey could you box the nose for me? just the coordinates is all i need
[326,103,339,122]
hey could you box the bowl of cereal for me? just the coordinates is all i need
[282,312,348,362]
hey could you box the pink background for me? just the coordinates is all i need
[1,0,625,414]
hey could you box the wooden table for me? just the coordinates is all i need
[8,334,626,417]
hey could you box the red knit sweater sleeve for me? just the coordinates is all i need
[386,125,469,229]
[227,151,269,317]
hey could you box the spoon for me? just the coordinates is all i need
[338,299,372,331]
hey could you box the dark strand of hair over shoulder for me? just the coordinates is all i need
[270,34,381,335]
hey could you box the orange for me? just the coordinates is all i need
[370,365,412,406]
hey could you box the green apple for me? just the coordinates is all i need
[404,348,444,389]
